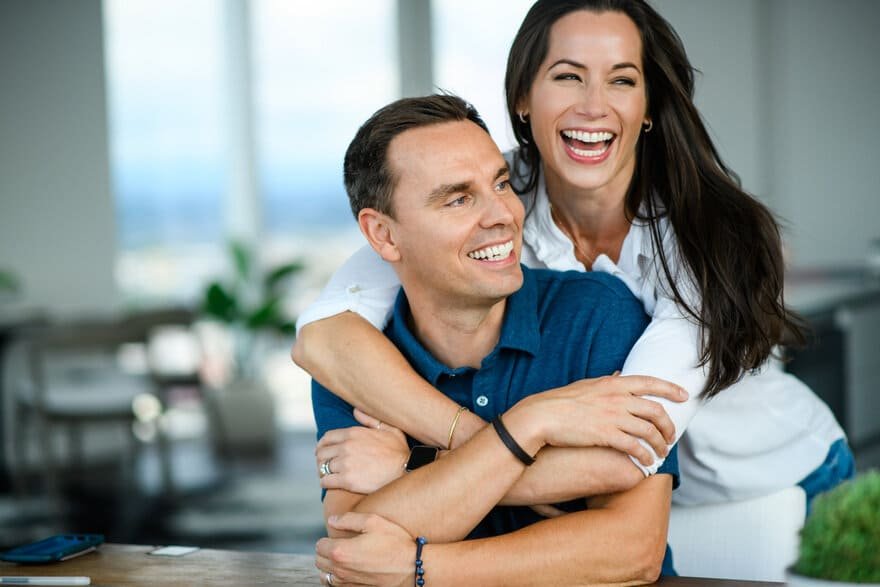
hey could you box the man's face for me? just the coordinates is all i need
[384,119,525,309]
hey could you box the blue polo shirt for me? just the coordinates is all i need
[312,266,679,570]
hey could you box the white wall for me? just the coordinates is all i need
[657,0,767,200]
[0,0,117,316]
[656,0,880,269]
[764,0,880,268]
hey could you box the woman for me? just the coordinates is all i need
[297,0,850,511]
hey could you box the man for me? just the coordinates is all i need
[311,94,682,586]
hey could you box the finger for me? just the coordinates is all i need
[620,375,688,402]
[316,445,342,468]
[618,413,668,458]
[317,428,353,450]
[607,429,654,466]
[530,504,566,518]
[353,408,382,429]
[327,512,373,535]
[628,397,676,444]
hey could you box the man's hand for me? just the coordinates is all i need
[508,375,687,465]
[315,512,415,587]
[316,409,409,495]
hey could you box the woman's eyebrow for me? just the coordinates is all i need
[548,58,642,74]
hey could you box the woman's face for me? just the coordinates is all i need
[522,10,648,201]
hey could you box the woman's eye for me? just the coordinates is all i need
[554,72,581,82]
[612,77,636,86]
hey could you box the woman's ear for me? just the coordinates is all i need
[358,209,401,263]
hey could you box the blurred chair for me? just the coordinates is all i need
[667,486,806,581]
[11,318,156,499]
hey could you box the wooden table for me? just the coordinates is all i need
[0,543,784,586]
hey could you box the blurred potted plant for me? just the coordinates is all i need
[0,269,20,303]
[202,241,303,455]
[787,470,880,585]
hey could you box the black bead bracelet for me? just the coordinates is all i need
[415,536,427,586]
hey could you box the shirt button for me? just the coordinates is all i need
[476,395,489,407]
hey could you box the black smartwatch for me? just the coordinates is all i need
[405,445,439,472]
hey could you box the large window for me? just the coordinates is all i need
[104,0,397,304]
[104,0,226,302]
[433,1,534,152]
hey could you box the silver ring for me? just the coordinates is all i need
[325,571,334,585]
[319,460,332,478]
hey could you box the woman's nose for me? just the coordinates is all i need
[574,82,608,120]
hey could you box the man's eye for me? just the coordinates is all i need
[447,195,470,207]
[496,180,511,192]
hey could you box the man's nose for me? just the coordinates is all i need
[480,191,516,228]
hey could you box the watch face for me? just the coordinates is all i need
[406,445,439,471]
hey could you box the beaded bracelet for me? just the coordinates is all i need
[415,536,427,586]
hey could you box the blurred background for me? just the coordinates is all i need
[0,0,878,555]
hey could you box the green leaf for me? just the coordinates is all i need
[230,241,251,282]
[0,270,19,293]
[246,297,282,329]
[203,282,238,322]
[278,321,298,336]
[265,261,304,292]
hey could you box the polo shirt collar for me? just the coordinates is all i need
[386,267,541,385]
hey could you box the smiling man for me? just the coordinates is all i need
[310,94,682,586]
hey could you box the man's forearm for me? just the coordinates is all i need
[500,446,645,505]
[295,314,484,447]
[420,475,672,586]
[353,422,529,542]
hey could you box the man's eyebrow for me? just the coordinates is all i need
[549,58,642,74]
[426,181,472,205]
[425,165,510,205]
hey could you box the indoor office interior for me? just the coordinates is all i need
[1,0,879,559]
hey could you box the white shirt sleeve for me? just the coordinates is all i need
[295,244,401,332]
[621,294,707,476]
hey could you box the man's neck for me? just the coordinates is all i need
[405,294,507,370]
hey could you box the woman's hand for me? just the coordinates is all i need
[316,409,409,495]
[315,512,415,587]
[506,375,687,465]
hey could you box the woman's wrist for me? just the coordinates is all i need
[501,400,546,458]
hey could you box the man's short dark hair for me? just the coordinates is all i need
[343,94,490,219]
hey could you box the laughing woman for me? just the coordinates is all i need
[296,0,851,519]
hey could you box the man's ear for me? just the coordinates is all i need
[358,208,401,263]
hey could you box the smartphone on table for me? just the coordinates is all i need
[0,535,104,564]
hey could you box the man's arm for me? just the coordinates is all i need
[318,474,672,586]
[325,382,677,543]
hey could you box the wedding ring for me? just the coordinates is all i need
[325,571,334,585]
[319,460,333,478]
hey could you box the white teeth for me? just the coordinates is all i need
[569,142,610,157]
[562,129,614,143]
[468,240,514,261]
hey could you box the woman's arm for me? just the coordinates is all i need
[618,302,707,475]
[296,312,485,447]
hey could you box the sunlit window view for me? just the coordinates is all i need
[104,0,227,303]
[433,0,534,152]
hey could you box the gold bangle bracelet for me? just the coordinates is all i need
[446,405,469,450]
